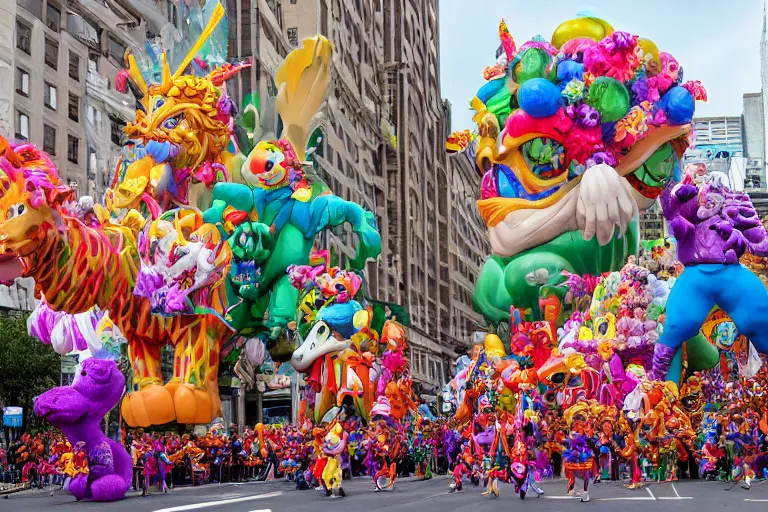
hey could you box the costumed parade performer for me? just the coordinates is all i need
[321,422,348,498]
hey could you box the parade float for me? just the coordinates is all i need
[3,5,768,504]
[0,0,383,432]
[443,15,768,500]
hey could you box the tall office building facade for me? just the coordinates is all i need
[282,0,490,390]
[0,0,149,310]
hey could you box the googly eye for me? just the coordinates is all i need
[6,203,25,219]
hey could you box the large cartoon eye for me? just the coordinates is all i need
[522,138,568,180]
[309,322,330,350]
[264,160,274,172]
[163,115,182,130]
[6,203,25,219]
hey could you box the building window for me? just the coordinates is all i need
[16,20,31,54]
[67,135,79,164]
[287,27,298,47]
[43,125,56,155]
[44,83,57,110]
[18,0,43,20]
[46,2,61,32]
[87,147,97,179]
[110,117,124,146]
[69,52,80,81]
[86,104,102,127]
[16,111,29,140]
[68,94,79,122]
[88,51,99,73]
[15,68,29,96]
[45,38,58,70]
[108,37,126,63]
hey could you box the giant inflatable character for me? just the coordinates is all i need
[288,259,415,422]
[202,36,381,360]
[34,359,132,501]
[652,174,768,378]
[7,2,381,428]
[0,134,230,427]
[111,2,243,216]
[464,17,707,326]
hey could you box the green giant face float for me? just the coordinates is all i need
[457,17,706,324]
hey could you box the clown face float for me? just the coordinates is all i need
[461,17,707,326]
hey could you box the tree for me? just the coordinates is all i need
[0,311,60,429]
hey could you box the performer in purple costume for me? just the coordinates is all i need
[652,178,768,379]
[34,358,132,501]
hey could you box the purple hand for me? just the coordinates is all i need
[674,183,698,203]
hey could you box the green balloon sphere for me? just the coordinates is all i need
[586,77,630,123]
[514,48,556,85]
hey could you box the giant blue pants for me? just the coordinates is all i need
[660,264,768,353]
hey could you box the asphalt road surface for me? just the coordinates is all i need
[5,475,768,512]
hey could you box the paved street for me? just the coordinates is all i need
[5,475,768,512]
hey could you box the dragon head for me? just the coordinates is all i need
[457,18,706,257]
[0,137,74,282]
[111,68,238,212]
[109,4,248,212]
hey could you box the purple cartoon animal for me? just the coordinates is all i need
[652,178,768,379]
[34,358,131,501]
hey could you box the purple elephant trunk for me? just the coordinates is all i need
[34,358,132,501]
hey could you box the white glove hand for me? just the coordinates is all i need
[576,163,638,245]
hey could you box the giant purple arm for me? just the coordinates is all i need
[661,182,697,241]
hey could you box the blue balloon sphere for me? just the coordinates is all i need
[557,60,584,84]
[518,78,562,118]
[662,86,695,125]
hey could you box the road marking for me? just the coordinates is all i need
[543,495,655,501]
[672,483,680,497]
[658,497,693,500]
[646,487,656,500]
[745,499,768,502]
[249,509,272,512]
[597,497,654,501]
[153,491,282,512]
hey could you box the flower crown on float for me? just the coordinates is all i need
[446,16,707,225]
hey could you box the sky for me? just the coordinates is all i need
[439,0,765,132]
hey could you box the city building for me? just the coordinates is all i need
[761,0,768,172]
[691,116,743,155]
[282,0,490,392]
[639,200,665,242]
[222,0,292,133]
[0,0,146,309]
[1,0,144,200]
[742,92,767,192]
[743,93,764,161]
